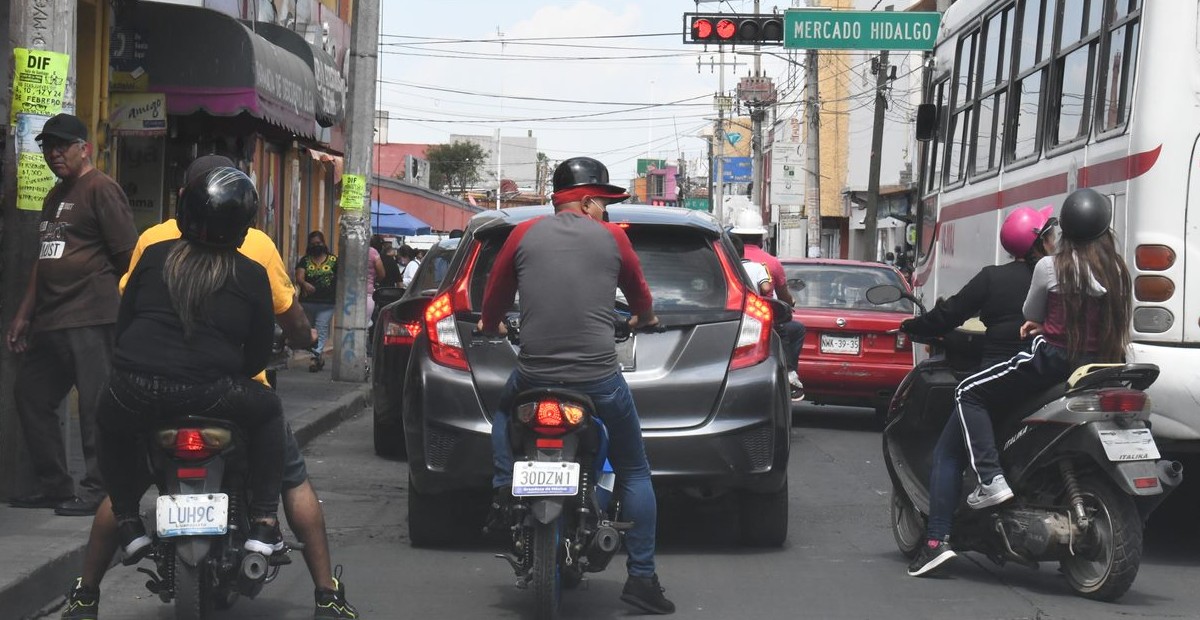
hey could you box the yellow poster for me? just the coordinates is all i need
[340,174,366,211]
[17,151,55,211]
[11,48,69,123]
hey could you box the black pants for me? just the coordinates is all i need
[14,325,113,501]
[777,320,806,373]
[97,370,285,521]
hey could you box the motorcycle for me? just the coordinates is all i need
[125,416,299,620]
[487,313,661,620]
[868,284,1183,601]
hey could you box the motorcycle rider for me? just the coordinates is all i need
[902,206,1057,366]
[477,156,675,615]
[63,156,357,620]
[908,188,1133,577]
[727,210,806,396]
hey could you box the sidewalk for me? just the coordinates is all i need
[0,364,371,619]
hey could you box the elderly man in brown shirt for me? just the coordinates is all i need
[4,113,138,516]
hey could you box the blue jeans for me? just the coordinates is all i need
[926,337,1072,541]
[492,370,658,578]
[302,302,334,358]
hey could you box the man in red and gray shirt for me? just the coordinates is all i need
[478,157,674,615]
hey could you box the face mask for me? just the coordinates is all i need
[307,244,326,257]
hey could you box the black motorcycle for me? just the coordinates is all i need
[868,285,1183,601]
[125,417,298,620]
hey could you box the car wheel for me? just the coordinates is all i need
[738,477,788,547]
[408,475,484,548]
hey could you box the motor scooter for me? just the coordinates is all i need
[867,284,1183,601]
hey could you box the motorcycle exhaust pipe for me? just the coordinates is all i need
[582,525,622,572]
[594,525,620,553]
[241,552,268,582]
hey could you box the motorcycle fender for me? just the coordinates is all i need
[530,498,564,524]
[1018,422,1161,496]
[174,538,214,568]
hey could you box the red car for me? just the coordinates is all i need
[780,259,914,417]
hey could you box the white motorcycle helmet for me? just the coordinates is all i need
[729,208,768,237]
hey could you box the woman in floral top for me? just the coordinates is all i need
[294,231,338,372]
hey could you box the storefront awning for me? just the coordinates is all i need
[247,21,346,128]
[134,2,317,138]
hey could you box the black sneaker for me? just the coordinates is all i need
[244,521,285,556]
[621,573,675,615]
[117,518,152,565]
[314,566,359,619]
[60,578,99,620]
[483,485,514,532]
[907,538,957,577]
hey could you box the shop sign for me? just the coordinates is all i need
[110,93,167,135]
[118,136,166,231]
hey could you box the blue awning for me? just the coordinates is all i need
[370,200,432,236]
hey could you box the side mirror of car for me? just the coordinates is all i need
[372,286,404,307]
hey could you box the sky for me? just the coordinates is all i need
[376,0,922,188]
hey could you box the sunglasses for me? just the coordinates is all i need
[38,139,84,153]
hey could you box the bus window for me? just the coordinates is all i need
[924,81,947,194]
[1098,14,1141,133]
[1053,45,1095,145]
[975,7,1013,175]
[1010,71,1043,160]
[1016,0,1041,71]
[1060,0,1086,48]
[948,31,978,184]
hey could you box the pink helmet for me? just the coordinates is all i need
[1000,205,1055,257]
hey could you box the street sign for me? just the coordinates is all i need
[721,157,752,183]
[784,9,941,51]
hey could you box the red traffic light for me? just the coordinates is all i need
[684,13,785,45]
[716,18,737,40]
[692,18,713,39]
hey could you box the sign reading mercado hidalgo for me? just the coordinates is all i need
[784,9,941,51]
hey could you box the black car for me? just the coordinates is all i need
[387,205,792,547]
[371,237,459,458]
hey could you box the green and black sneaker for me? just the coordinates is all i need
[60,577,99,620]
[314,567,358,619]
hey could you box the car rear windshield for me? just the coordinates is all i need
[469,225,730,318]
[783,264,914,313]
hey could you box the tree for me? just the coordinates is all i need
[426,141,488,196]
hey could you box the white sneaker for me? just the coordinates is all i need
[967,474,1014,509]
[787,371,803,389]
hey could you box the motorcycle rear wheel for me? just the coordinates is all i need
[532,520,562,620]
[1059,476,1142,602]
[174,555,213,620]
[890,483,925,559]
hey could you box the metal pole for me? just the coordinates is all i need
[715,48,726,225]
[332,0,380,382]
[1,0,78,496]
[750,0,764,231]
[804,47,821,257]
[862,7,894,262]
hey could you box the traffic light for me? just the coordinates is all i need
[684,13,784,45]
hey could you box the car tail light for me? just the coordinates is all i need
[1066,388,1150,413]
[425,293,468,370]
[895,331,910,350]
[383,316,422,346]
[1135,245,1175,271]
[714,241,747,311]
[1134,276,1174,302]
[158,428,232,461]
[731,293,773,370]
[515,399,587,436]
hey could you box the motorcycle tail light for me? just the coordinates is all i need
[562,404,585,426]
[1098,389,1149,413]
[1133,476,1159,489]
[173,428,214,461]
[516,399,586,436]
[537,401,564,427]
[177,467,207,479]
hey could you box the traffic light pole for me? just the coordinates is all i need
[331,0,380,382]
[804,47,822,257]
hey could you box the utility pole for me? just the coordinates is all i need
[715,47,727,224]
[332,0,380,382]
[749,0,765,230]
[804,47,821,257]
[861,5,894,262]
[1,0,78,496]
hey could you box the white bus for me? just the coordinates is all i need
[913,0,1200,449]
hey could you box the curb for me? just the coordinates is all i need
[5,384,372,620]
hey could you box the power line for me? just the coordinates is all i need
[380,32,677,44]
[378,79,712,107]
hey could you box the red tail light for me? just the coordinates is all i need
[383,316,422,346]
[895,331,910,351]
[731,293,773,370]
[1133,476,1160,489]
[1097,389,1148,412]
[715,243,747,312]
[515,399,587,436]
[537,400,564,426]
[425,293,469,370]
[174,429,214,461]
[177,467,208,479]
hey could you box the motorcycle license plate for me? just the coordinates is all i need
[156,493,229,538]
[512,461,581,497]
[820,334,860,355]
[1098,428,1160,462]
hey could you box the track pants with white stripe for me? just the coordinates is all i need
[925,336,1072,540]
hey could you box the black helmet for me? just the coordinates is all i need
[1060,188,1111,241]
[177,167,259,249]
[552,156,628,197]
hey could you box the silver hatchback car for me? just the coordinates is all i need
[392,205,792,548]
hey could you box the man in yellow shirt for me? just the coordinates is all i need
[64,156,357,620]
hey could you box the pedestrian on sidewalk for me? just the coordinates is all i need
[296,230,338,372]
[4,113,138,517]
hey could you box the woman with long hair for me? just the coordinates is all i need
[97,167,286,563]
[907,188,1133,577]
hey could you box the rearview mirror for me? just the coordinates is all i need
[372,286,404,307]
[865,284,903,305]
[915,103,937,142]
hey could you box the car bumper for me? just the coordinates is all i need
[798,359,910,407]
[405,354,790,496]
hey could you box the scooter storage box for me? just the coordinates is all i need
[905,364,961,430]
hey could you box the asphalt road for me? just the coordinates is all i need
[65,403,1200,619]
